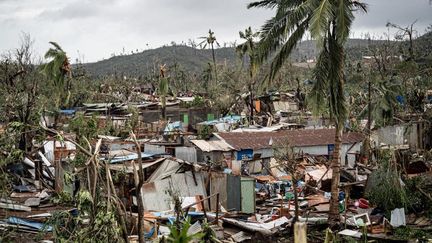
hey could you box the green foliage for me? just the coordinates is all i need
[197,125,213,139]
[405,176,432,216]
[167,217,204,243]
[68,114,98,141]
[366,150,408,214]
[200,219,219,243]
[394,226,432,241]
[126,105,140,131]
[51,191,73,205]
[48,190,124,243]
[41,41,70,87]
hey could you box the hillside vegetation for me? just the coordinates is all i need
[82,32,432,78]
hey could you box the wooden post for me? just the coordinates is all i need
[199,195,208,219]
[35,160,42,190]
[294,222,307,243]
[215,193,219,225]
[55,159,64,193]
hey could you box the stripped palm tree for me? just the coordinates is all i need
[237,27,260,124]
[249,0,367,225]
[199,29,220,85]
[158,64,169,120]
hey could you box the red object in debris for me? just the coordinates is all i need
[358,198,369,209]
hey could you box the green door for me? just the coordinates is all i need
[241,177,256,214]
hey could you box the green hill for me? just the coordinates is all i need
[82,32,432,78]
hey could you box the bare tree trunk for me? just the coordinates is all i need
[293,178,299,222]
[328,124,343,226]
[161,95,166,121]
[211,43,217,85]
[131,132,145,243]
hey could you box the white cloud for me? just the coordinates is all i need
[0,0,431,62]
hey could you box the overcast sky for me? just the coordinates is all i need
[1,0,431,62]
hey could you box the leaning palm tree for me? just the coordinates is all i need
[41,42,72,107]
[237,27,260,124]
[199,29,220,85]
[42,42,71,88]
[41,42,72,128]
[249,0,367,225]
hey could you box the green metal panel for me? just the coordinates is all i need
[227,175,241,211]
[240,177,256,214]
[183,114,189,125]
[207,113,214,121]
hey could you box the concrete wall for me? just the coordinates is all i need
[372,123,425,149]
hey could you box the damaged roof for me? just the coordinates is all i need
[216,128,364,150]
[190,139,234,152]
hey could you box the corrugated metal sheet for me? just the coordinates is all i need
[144,144,166,154]
[175,147,198,162]
[141,171,207,211]
[147,159,182,182]
[108,158,165,174]
[141,179,172,211]
[217,129,364,150]
[209,173,228,210]
[190,140,234,152]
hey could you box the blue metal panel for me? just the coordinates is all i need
[236,149,253,160]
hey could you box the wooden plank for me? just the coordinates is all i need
[294,222,307,243]
[0,202,31,212]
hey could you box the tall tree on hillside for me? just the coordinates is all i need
[237,27,260,124]
[199,29,220,85]
[249,0,367,226]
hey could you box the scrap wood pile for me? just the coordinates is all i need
[0,131,291,242]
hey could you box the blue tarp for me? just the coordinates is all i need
[7,217,52,232]
[200,115,242,126]
[60,109,76,115]
[164,121,183,135]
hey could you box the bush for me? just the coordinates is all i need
[366,150,408,215]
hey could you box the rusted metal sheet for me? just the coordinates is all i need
[190,139,234,152]
[217,129,364,150]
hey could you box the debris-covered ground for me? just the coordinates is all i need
[1,3,432,242]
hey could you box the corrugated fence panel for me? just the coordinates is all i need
[210,173,228,210]
[144,144,166,154]
[175,147,198,162]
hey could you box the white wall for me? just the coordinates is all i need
[236,143,361,168]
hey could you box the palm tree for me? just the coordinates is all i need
[41,42,72,107]
[42,42,71,88]
[237,27,260,124]
[249,0,367,225]
[158,64,169,120]
[41,42,72,128]
[199,29,220,85]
